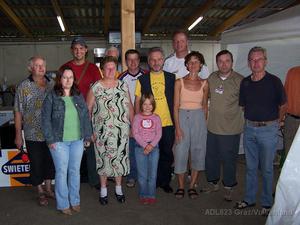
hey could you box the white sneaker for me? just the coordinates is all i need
[202,182,219,193]
[224,187,233,201]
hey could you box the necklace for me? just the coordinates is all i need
[186,73,199,81]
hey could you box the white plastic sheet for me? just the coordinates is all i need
[221,5,300,83]
[266,126,300,225]
[221,5,300,44]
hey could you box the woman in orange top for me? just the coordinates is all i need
[173,51,208,199]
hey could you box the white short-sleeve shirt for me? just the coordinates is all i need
[163,52,209,79]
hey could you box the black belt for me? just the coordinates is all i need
[287,113,300,119]
[246,119,277,127]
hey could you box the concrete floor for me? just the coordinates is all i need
[0,157,279,225]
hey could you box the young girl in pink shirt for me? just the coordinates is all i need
[132,93,162,204]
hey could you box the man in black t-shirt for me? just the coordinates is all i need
[236,47,286,215]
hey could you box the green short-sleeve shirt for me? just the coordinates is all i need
[207,71,244,135]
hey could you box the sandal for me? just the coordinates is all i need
[71,205,80,213]
[235,200,256,209]
[61,208,72,215]
[38,193,48,206]
[188,188,199,199]
[174,189,185,199]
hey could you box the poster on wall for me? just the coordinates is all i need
[0,149,31,187]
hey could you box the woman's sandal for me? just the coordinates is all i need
[188,188,199,199]
[235,200,256,209]
[38,193,48,206]
[174,189,185,199]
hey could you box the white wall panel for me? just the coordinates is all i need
[0,40,219,85]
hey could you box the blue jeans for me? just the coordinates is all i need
[50,140,84,210]
[135,145,159,198]
[243,121,278,207]
[127,137,137,181]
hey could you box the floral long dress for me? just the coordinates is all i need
[91,80,130,177]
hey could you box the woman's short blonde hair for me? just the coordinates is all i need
[102,56,118,67]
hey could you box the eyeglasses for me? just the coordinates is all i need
[248,58,266,63]
[32,64,45,68]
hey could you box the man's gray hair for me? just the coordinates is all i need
[248,46,267,60]
[105,46,120,58]
[27,56,46,70]
[147,47,165,59]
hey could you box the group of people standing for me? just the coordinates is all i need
[14,30,295,217]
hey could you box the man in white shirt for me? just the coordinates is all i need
[119,49,146,104]
[163,30,209,79]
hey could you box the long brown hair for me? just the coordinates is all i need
[54,66,80,96]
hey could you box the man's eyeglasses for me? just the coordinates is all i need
[248,58,266,63]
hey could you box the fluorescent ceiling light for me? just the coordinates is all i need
[57,16,65,32]
[188,16,203,31]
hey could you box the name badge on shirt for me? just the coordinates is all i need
[215,84,224,94]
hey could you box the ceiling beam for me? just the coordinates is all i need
[0,0,32,37]
[181,0,215,30]
[15,4,102,9]
[142,0,164,35]
[103,0,111,35]
[210,0,267,37]
[11,4,228,10]
[51,0,70,34]
[20,16,102,20]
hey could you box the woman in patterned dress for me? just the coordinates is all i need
[86,56,133,205]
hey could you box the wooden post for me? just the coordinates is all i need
[121,0,135,71]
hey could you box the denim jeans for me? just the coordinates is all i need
[135,145,159,198]
[50,140,84,210]
[127,137,137,181]
[243,121,278,207]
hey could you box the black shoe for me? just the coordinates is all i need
[261,206,271,217]
[99,196,108,205]
[107,177,115,182]
[161,185,173,193]
[115,193,125,203]
[94,184,100,190]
